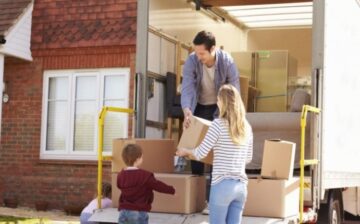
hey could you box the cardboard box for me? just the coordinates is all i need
[261,139,296,180]
[112,139,176,173]
[112,172,120,208]
[111,173,206,214]
[152,173,206,214]
[178,116,213,165]
[244,177,299,218]
[240,76,249,108]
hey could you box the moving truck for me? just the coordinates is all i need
[91,0,360,223]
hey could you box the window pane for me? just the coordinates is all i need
[46,101,68,151]
[76,76,97,99]
[103,100,128,152]
[104,75,126,99]
[103,75,128,152]
[73,76,97,152]
[74,101,96,152]
[46,76,68,151]
[49,77,68,100]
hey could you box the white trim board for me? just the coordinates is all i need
[0,3,33,61]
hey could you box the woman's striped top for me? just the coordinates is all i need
[193,118,253,185]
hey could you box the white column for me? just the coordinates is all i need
[0,54,4,136]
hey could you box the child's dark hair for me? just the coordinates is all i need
[122,144,143,166]
[101,182,111,198]
[193,30,216,52]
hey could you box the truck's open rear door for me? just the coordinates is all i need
[313,0,360,191]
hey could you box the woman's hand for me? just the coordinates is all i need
[176,148,192,157]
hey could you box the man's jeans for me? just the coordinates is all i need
[193,103,217,201]
[209,179,247,224]
[118,210,149,224]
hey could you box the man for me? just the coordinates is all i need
[181,30,240,213]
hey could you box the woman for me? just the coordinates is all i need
[177,84,253,224]
[80,182,112,224]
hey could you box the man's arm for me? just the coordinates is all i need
[227,62,240,92]
[181,55,196,128]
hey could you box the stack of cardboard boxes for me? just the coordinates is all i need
[111,138,206,214]
[177,115,300,218]
[244,139,300,218]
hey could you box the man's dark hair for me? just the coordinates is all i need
[122,144,143,166]
[193,30,216,52]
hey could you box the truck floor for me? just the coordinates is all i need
[89,208,295,224]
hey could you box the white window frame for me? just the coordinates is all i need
[40,68,130,160]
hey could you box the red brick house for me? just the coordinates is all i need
[0,0,137,210]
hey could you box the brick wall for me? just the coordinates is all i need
[0,0,137,211]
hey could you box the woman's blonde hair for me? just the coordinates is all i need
[218,84,247,145]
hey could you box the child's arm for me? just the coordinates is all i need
[148,174,175,195]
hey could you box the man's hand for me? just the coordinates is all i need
[183,108,192,129]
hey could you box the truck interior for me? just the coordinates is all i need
[148,0,313,174]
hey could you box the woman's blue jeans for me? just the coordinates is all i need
[118,209,149,224]
[209,179,247,224]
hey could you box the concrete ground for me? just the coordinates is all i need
[1,206,359,224]
[0,207,283,224]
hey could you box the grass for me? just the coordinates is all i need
[0,216,48,224]
[0,216,79,224]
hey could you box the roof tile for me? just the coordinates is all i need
[0,0,32,36]
[32,0,136,49]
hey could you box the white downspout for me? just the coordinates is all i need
[0,54,4,136]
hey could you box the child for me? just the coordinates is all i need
[177,84,253,224]
[80,182,112,224]
[117,144,175,224]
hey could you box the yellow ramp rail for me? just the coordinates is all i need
[97,107,134,209]
[299,105,320,223]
